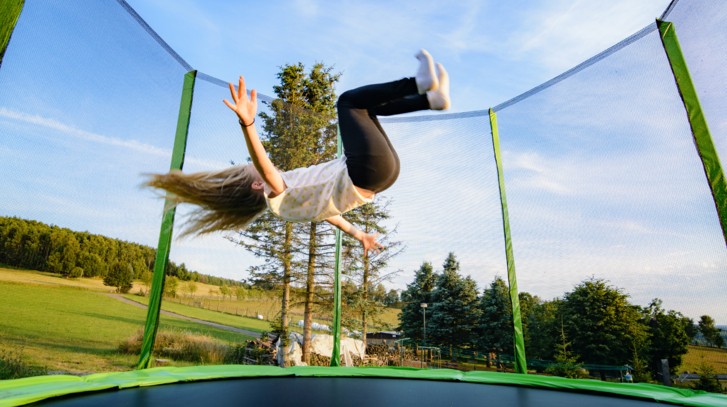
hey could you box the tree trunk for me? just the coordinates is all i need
[279,223,293,367]
[302,222,317,364]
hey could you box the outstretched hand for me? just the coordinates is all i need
[361,232,384,256]
[223,76,257,126]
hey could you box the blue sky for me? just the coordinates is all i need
[3,0,727,323]
[123,0,673,113]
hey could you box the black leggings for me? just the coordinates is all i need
[337,77,430,192]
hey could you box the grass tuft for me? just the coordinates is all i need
[0,348,47,379]
[120,329,231,364]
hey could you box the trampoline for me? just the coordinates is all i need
[2,366,726,407]
[1,1,726,407]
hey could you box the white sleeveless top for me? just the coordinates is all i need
[263,157,373,222]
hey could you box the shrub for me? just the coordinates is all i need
[68,266,84,279]
[104,262,133,293]
[0,348,47,379]
[693,361,723,393]
[119,329,229,364]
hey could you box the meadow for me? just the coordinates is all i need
[0,268,256,374]
[0,267,399,375]
[1,267,723,383]
[680,345,727,374]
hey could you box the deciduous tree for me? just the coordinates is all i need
[698,315,724,348]
[561,278,648,379]
[640,299,691,378]
[104,261,133,293]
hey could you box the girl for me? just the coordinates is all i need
[147,50,450,254]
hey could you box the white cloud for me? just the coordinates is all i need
[0,108,228,170]
[506,0,671,72]
[0,108,169,157]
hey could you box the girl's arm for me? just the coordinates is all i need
[224,76,285,196]
[325,215,383,255]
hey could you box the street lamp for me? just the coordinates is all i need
[420,303,428,368]
[420,303,428,346]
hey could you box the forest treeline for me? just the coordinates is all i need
[0,216,240,287]
[398,252,725,382]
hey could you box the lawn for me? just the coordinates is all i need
[0,267,402,375]
[0,280,254,374]
[0,266,401,330]
[122,294,272,333]
[680,345,727,374]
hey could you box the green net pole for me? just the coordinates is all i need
[489,109,527,374]
[657,20,727,246]
[137,70,196,369]
[330,127,343,367]
[0,0,24,69]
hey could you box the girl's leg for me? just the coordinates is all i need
[337,78,439,192]
[337,77,427,114]
[337,85,407,192]
[338,52,448,192]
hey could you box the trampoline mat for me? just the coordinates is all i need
[37,376,672,406]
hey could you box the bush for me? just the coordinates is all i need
[119,329,230,364]
[104,262,133,293]
[693,362,723,393]
[544,360,588,379]
[68,266,84,279]
[0,348,47,379]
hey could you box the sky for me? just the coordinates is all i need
[123,0,674,113]
[2,0,727,323]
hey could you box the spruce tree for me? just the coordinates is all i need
[229,63,340,365]
[477,277,513,356]
[427,253,480,351]
[398,261,436,342]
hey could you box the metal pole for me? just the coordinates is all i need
[420,303,427,368]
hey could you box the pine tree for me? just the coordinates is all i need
[229,63,340,365]
[427,253,481,350]
[477,277,513,356]
[398,261,436,342]
[545,323,585,378]
[340,198,403,349]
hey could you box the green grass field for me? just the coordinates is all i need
[169,289,401,330]
[3,267,722,380]
[121,294,272,333]
[680,345,727,374]
[0,267,401,375]
[0,279,255,374]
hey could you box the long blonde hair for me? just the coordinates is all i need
[145,164,267,236]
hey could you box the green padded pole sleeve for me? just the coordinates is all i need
[330,128,343,367]
[137,70,197,369]
[0,0,24,69]
[489,109,527,374]
[658,20,727,246]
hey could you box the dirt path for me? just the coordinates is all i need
[108,294,262,338]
